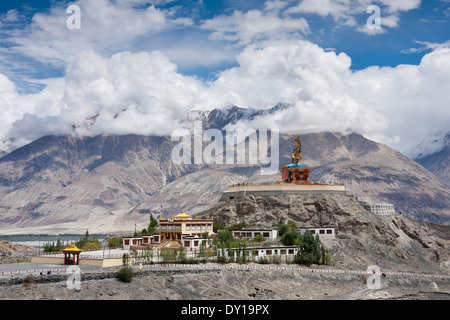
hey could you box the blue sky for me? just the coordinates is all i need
[2,0,449,86]
[0,0,449,155]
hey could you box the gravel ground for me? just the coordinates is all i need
[0,263,448,301]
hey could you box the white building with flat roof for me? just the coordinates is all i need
[218,245,298,263]
[232,227,278,241]
[300,227,335,239]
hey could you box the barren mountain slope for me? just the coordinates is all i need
[0,135,197,234]
[0,131,448,234]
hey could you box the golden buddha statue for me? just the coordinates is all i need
[291,136,302,164]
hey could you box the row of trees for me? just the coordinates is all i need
[296,229,332,265]
[75,231,102,250]
[43,239,67,252]
[43,231,102,252]
[279,219,332,265]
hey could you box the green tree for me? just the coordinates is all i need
[107,235,123,248]
[56,239,63,250]
[178,246,187,263]
[218,229,233,244]
[117,266,133,283]
[75,231,102,250]
[278,223,289,238]
[287,220,299,232]
[253,234,264,242]
[147,215,159,234]
[122,253,129,266]
[160,248,177,262]
[213,222,226,233]
[281,230,299,246]
[83,239,101,250]
[144,246,154,264]
[242,242,247,264]
[296,230,330,266]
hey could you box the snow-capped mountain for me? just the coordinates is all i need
[413,132,450,186]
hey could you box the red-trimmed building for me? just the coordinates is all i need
[122,211,214,250]
[159,211,214,241]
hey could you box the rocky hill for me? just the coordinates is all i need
[0,240,38,264]
[197,191,450,273]
[0,117,448,234]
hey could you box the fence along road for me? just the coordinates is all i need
[1,262,448,281]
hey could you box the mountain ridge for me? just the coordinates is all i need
[0,129,448,235]
[413,132,450,186]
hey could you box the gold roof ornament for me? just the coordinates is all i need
[174,211,191,220]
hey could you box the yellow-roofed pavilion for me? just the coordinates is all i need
[62,242,83,265]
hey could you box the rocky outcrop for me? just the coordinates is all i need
[199,191,450,273]
[207,192,367,228]
[0,240,38,264]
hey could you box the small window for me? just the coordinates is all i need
[327,229,333,234]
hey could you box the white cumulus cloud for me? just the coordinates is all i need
[200,7,310,46]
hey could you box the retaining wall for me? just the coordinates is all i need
[362,203,397,217]
[220,184,346,201]
[30,256,123,268]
